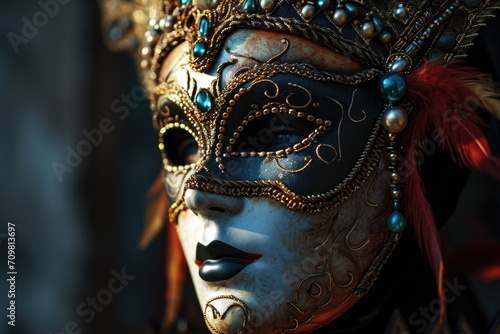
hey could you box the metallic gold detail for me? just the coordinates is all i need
[316,144,338,164]
[325,96,345,162]
[184,122,384,214]
[266,38,290,63]
[286,83,312,109]
[332,271,354,288]
[274,156,313,173]
[346,221,371,251]
[203,295,250,334]
[168,198,187,223]
[347,89,367,123]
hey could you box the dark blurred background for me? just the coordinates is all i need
[0,1,165,333]
[0,1,499,334]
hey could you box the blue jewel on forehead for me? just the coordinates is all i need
[196,89,214,113]
[193,41,207,57]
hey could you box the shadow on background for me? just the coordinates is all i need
[1,1,165,333]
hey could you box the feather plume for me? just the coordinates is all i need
[140,172,168,249]
[400,62,500,319]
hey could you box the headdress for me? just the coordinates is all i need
[99,0,500,327]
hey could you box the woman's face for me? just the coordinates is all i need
[155,30,394,333]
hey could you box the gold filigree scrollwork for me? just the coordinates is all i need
[347,89,367,123]
[316,144,338,164]
[345,199,371,251]
[346,221,371,251]
[286,83,312,109]
[274,156,313,173]
[266,38,290,64]
[246,78,280,98]
[325,96,345,161]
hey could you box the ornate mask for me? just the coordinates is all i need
[100,0,500,332]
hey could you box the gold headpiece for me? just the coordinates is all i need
[100,0,499,91]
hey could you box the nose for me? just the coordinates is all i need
[184,189,244,217]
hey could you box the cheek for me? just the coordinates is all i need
[176,209,202,267]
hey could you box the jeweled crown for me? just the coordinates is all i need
[100,0,499,90]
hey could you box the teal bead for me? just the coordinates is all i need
[344,2,359,17]
[387,211,405,232]
[196,89,214,113]
[181,0,192,6]
[317,0,330,10]
[372,16,383,35]
[193,41,207,57]
[436,30,457,53]
[379,72,407,103]
[243,0,257,13]
[199,17,211,37]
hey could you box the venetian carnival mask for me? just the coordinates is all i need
[100,0,500,332]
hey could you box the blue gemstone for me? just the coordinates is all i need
[379,72,408,103]
[317,0,330,10]
[243,0,256,13]
[387,211,405,232]
[181,0,192,6]
[372,16,383,35]
[193,41,207,57]
[196,89,214,113]
[344,2,359,17]
[199,17,211,37]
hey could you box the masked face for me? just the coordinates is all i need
[153,30,397,333]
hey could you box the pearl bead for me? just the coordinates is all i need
[196,89,214,113]
[382,106,408,134]
[301,4,315,19]
[260,0,276,12]
[387,211,406,232]
[379,31,393,44]
[379,72,408,103]
[260,0,275,11]
[332,8,348,26]
[390,58,408,73]
[196,0,219,9]
[394,4,408,19]
[391,189,402,199]
[391,172,400,182]
[360,21,375,38]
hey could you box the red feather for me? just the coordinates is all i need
[400,62,500,320]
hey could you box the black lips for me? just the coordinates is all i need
[196,241,261,282]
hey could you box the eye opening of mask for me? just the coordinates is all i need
[231,113,320,153]
[159,124,201,171]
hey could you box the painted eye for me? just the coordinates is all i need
[161,128,200,166]
[233,115,315,153]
